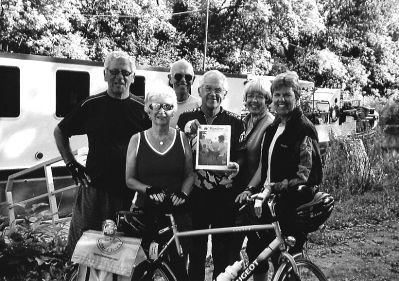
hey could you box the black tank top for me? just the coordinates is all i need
[134,129,185,208]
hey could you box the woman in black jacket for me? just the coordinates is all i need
[244,71,323,279]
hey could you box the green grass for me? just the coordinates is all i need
[329,189,399,228]
[308,188,399,248]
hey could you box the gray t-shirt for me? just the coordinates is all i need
[170,95,201,128]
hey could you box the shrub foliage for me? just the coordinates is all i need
[0,204,74,281]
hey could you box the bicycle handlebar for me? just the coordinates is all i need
[238,193,276,212]
[238,184,310,216]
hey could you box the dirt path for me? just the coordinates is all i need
[307,220,399,281]
[204,220,399,280]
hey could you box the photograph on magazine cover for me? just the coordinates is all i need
[196,125,231,170]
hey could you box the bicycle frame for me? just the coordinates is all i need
[151,196,300,281]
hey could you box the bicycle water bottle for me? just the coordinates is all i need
[216,260,244,281]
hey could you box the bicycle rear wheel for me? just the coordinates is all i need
[274,258,327,281]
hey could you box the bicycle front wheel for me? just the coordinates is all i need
[137,261,177,281]
[66,269,78,281]
[274,258,328,281]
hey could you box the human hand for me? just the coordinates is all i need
[273,179,288,193]
[226,162,239,179]
[213,162,239,187]
[252,186,272,218]
[235,190,252,204]
[66,160,91,188]
[146,186,166,203]
[184,119,200,135]
[219,177,233,188]
[171,191,189,206]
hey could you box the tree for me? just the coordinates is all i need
[0,0,88,58]
[1,0,399,97]
[313,0,399,96]
[0,0,182,64]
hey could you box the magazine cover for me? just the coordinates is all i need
[196,125,231,170]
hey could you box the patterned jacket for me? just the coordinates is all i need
[177,107,244,190]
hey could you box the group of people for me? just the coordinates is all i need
[54,50,322,281]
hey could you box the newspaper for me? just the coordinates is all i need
[196,125,231,170]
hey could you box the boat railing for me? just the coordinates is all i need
[4,148,87,226]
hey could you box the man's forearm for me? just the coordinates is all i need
[247,164,262,192]
[54,126,75,164]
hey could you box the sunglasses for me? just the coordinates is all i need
[107,68,132,77]
[149,103,174,111]
[174,73,193,82]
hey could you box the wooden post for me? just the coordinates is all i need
[44,165,59,223]
[5,179,15,225]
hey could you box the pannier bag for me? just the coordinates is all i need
[295,191,334,232]
[72,230,147,281]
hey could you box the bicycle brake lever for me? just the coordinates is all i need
[238,203,247,212]
[158,226,172,235]
[238,196,254,212]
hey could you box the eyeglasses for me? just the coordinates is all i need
[247,92,266,100]
[107,68,133,77]
[149,103,174,111]
[174,73,193,82]
[202,85,225,95]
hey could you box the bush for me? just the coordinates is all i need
[380,100,399,126]
[322,128,399,199]
[0,204,75,281]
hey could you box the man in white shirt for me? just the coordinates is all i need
[168,59,201,128]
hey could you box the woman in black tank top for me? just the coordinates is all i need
[125,85,194,280]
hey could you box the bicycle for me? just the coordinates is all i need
[69,188,333,281]
[129,191,330,280]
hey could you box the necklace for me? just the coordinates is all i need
[156,135,168,146]
[148,129,170,147]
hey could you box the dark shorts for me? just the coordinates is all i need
[66,185,133,256]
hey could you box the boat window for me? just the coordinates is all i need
[0,66,20,117]
[130,75,145,98]
[56,70,90,118]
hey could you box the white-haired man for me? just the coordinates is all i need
[177,70,244,280]
[168,59,201,128]
[54,51,151,256]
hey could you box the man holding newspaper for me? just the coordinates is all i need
[177,70,244,281]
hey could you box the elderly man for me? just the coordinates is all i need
[168,59,201,128]
[54,51,151,256]
[177,70,244,280]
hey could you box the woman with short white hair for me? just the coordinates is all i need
[126,84,194,280]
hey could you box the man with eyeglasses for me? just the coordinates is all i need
[168,59,201,128]
[177,70,244,280]
[54,50,151,256]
